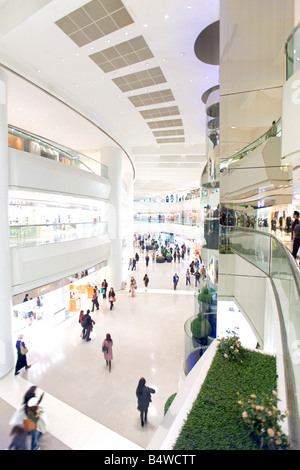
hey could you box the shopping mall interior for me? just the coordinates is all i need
[0,0,299,451]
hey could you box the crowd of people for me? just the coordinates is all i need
[9,235,205,449]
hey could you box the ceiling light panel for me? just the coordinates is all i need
[89,36,154,72]
[128,89,175,107]
[55,0,134,47]
[139,105,180,120]
[148,118,183,129]
[112,67,167,92]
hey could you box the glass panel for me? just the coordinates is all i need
[8,125,106,178]
[286,23,300,79]
[227,227,271,275]
[217,119,281,175]
[10,222,108,248]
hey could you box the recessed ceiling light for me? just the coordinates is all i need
[144,24,148,27]
[124,31,129,35]
[164,15,169,19]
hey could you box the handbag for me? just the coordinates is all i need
[102,345,108,354]
[20,343,28,355]
[113,296,116,302]
[23,418,37,432]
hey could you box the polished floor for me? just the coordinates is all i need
[0,248,199,450]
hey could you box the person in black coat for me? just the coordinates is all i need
[14,335,31,376]
[136,377,155,427]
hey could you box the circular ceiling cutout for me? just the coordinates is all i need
[201,85,219,104]
[194,20,219,65]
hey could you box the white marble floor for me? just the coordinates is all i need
[0,250,199,450]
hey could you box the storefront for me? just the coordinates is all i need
[9,190,106,247]
[12,262,107,336]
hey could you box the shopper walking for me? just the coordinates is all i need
[23,386,44,413]
[292,222,300,259]
[200,264,206,280]
[8,426,28,450]
[82,310,95,341]
[91,288,99,311]
[145,253,150,266]
[186,269,191,285]
[143,274,149,291]
[102,333,113,372]
[136,377,155,427]
[14,335,31,376]
[101,279,108,299]
[108,287,116,310]
[130,277,137,296]
[195,269,200,286]
[173,273,179,290]
[24,397,43,450]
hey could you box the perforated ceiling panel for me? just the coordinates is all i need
[112,67,167,92]
[153,129,184,137]
[156,137,185,144]
[128,89,175,107]
[55,0,134,47]
[147,119,183,129]
[139,106,180,120]
[89,36,154,72]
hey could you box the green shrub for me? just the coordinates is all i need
[191,313,211,339]
[174,347,278,450]
[164,393,177,415]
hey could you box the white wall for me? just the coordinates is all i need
[11,234,110,296]
[9,148,110,200]
[218,254,267,347]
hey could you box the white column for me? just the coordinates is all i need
[0,69,14,377]
[101,146,123,291]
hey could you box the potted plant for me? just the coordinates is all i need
[191,312,212,346]
[156,255,165,263]
[198,286,213,312]
[166,253,173,262]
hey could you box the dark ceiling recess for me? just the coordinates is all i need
[194,20,219,65]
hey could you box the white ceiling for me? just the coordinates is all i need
[0,0,220,198]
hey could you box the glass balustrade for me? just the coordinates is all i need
[8,125,108,178]
[133,214,200,227]
[10,221,108,248]
[286,22,300,79]
[218,119,281,173]
[224,226,300,446]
